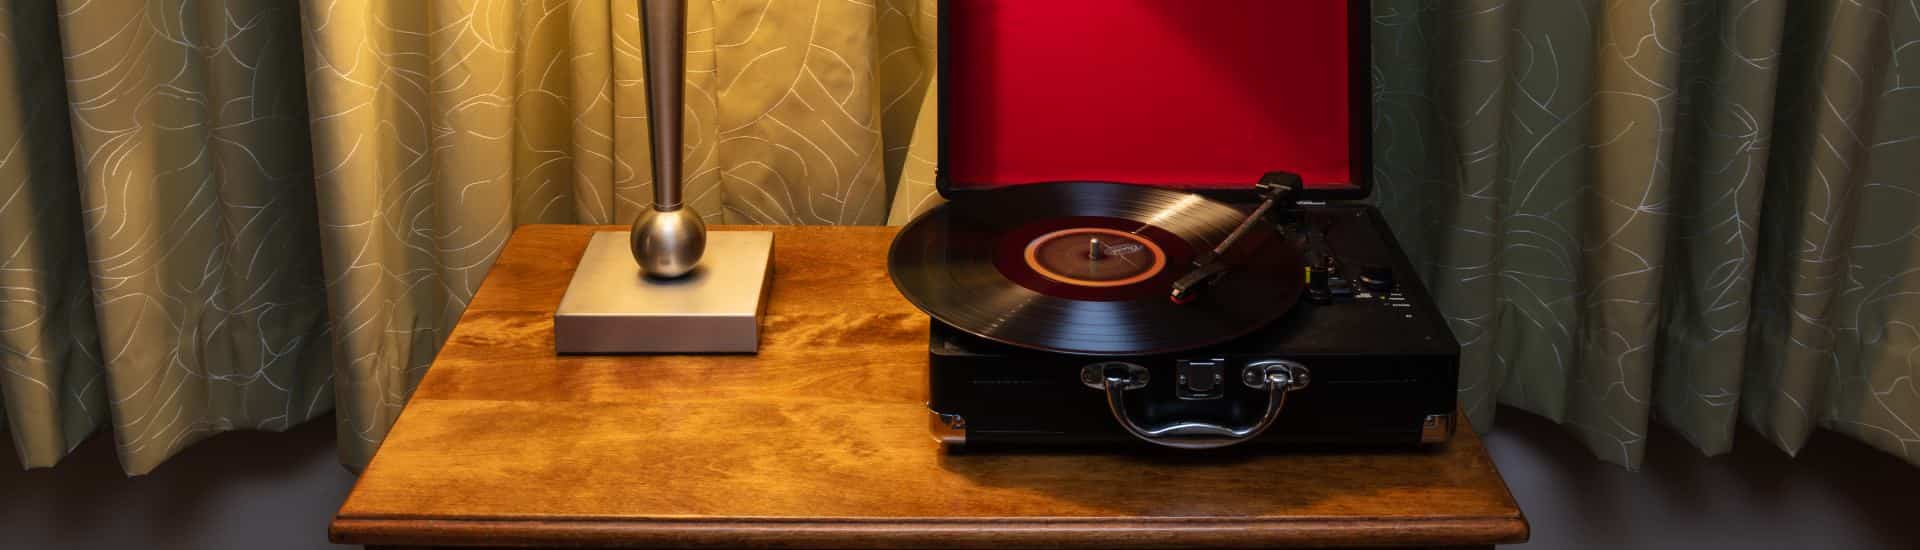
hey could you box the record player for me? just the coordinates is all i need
[890,0,1459,451]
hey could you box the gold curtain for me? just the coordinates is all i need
[0,0,108,469]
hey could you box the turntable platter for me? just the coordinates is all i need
[888,182,1305,356]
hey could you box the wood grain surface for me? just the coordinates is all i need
[331,225,1528,549]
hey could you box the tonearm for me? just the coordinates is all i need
[1169,172,1301,303]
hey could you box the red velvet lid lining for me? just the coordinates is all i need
[943,0,1356,192]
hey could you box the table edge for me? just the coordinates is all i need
[332,514,1528,548]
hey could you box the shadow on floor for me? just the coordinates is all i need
[0,415,355,550]
[1484,406,1920,549]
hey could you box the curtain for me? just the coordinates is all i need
[1371,0,1920,468]
[0,0,108,470]
[3,0,1916,475]
[2,0,334,475]
[0,0,936,475]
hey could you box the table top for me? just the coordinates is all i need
[331,224,1529,549]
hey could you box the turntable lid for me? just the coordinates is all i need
[938,0,1368,200]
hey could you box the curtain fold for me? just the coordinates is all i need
[1373,0,1920,468]
[1651,0,1787,458]
[0,0,108,469]
[1745,0,1918,461]
[2,0,1915,475]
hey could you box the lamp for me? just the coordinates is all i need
[551,0,775,354]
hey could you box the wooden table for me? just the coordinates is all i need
[330,225,1529,549]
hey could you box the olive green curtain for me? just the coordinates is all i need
[1370,0,1920,468]
[0,0,936,474]
[4,0,1917,475]
[1,0,334,475]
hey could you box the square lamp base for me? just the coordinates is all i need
[553,231,773,354]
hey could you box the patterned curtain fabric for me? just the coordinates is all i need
[1370,0,1920,468]
[1,0,334,475]
[0,0,935,474]
[2,0,1915,475]
[0,0,108,470]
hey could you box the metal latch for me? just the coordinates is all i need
[1176,358,1226,400]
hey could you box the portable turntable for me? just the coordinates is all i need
[891,0,1460,450]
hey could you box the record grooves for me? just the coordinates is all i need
[889,182,1305,356]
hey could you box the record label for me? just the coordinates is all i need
[990,216,1192,302]
[1024,228,1165,287]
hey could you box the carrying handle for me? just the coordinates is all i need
[1083,361,1309,450]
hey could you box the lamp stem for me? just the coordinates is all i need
[640,0,685,211]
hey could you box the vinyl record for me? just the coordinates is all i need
[888,182,1304,356]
